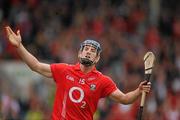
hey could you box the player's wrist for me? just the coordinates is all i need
[136,87,142,96]
[16,43,23,49]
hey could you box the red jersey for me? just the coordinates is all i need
[50,63,117,120]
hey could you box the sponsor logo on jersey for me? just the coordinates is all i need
[66,75,74,81]
[88,77,96,81]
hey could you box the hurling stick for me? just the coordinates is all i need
[137,52,155,120]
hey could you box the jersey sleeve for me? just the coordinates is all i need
[50,63,68,83]
[100,76,118,98]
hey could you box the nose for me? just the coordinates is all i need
[86,52,91,55]
[85,48,91,54]
[85,50,91,58]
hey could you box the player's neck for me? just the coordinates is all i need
[80,64,95,74]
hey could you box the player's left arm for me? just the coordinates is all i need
[109,81,151,104]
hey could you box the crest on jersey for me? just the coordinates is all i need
[90,84,96,91]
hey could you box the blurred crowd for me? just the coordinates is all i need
[0,0,180,120]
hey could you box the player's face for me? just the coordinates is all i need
[79,45,99,63]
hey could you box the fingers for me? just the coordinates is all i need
[8,26,14,34]
[143,86,151,93]
[17,30,20,36]
[139,81,151,93]
[142,82,151,93]
[141,80,148,85]
[5,26,20,36]
[5,26,14,36]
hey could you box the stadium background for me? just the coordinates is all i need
[0,0,179,120]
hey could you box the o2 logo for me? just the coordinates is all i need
[69,87,84,103]
[68,87,86,108]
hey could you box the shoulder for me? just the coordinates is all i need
[51,63,75,67]
[51,63,68,68]
[98,73,117,98]
[101,75,113,82]
[96,71,113,82]
[50,63,74,71]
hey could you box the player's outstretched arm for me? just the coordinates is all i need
[109,81,151,104]
[5,26,52,78]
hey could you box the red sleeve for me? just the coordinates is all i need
[50,63,68,83]
[100,76,117,98]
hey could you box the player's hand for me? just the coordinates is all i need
[5,26,22,48]
[138,81,151,93]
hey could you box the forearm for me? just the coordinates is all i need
[110,81,151,105]
[123,88,141,104]
[17,43,40,71]
[109,88,141,105]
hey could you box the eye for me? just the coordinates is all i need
[84,46,90,51]
[91,48,96,53]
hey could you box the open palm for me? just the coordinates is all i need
[5,26,22,47]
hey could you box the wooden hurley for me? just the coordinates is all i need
[137,52,155,120]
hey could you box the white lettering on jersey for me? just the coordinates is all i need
[81,101,86,108]
[66,75,74,81]
[88,77,96,81]
[69,87,84,103]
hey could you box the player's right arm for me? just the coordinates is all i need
[5,26,52,78]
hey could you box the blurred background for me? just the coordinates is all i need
[0,0,179,120]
